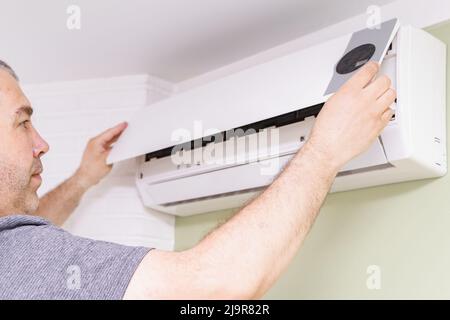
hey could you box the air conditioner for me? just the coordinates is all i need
[108,19,447,216]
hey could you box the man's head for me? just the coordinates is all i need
[0,60,49,215]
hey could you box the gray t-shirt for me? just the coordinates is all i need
[0,214,151,300]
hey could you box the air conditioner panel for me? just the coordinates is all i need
[108,19,400,164]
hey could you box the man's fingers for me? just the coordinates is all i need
[94,122,128,147]
[375,88,396,114]
[341,61,379,91]
[365,75,392,99]
[381,107,394,124]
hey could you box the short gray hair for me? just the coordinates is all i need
[0,60,19,81]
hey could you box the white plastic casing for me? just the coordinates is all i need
[110,25,447,216]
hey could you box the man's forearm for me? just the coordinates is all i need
[190,142,338,298]
[34,170,90,226]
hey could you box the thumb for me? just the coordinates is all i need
[96,122,128,147]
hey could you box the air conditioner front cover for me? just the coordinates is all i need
[107,19,399,165]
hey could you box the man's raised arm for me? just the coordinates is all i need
[124,62,396,299]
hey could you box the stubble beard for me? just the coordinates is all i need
[0,159,39,214]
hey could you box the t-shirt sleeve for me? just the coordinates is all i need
[1,220,152,300]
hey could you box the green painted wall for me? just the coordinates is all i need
[175,22,450,299]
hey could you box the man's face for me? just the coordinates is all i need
[0,70,49,215]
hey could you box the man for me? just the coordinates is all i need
[0,59,395,299]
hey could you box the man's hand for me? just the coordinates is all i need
[75,122,128,188]
[308,61,396,171]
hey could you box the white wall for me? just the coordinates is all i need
[23,75,176,250]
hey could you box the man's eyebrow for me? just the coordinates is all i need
[15,105,33,117]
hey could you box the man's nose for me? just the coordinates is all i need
[32,130,50,158]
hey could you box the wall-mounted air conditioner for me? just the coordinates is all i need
[108,19,447,216]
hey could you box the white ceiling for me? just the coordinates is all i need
[1,0,393,84]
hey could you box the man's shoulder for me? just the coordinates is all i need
[0,214,51,231]
[0,213,151,299]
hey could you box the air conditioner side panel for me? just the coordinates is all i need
[406,26,447,175]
